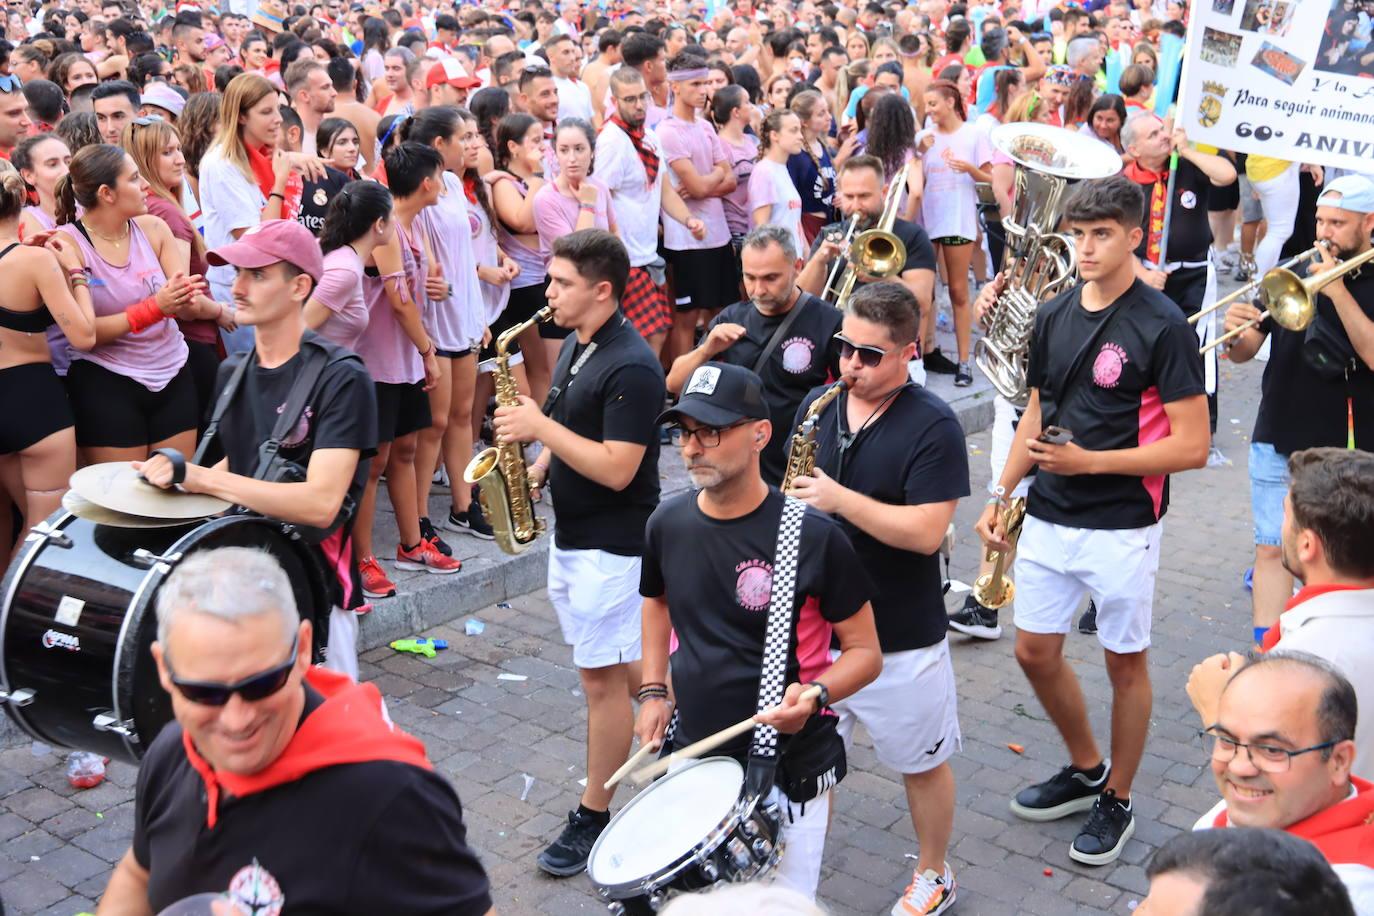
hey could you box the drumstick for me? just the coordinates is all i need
[630,686,822,785]
[603,741,660,790]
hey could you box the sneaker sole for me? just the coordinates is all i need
[362,587,396,599]
[394,560,462,574]
[1068,816,1134,866]
[890,878,957,916]
[948,620,1002,640]
[1009,793,1100,822]
[535,854,588,877]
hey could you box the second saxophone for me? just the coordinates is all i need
[781,380,847,491]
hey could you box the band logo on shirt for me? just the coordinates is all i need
[735,559,774,612]
[227,859,285,916]
[277,403,313,449]
[781,337,816,374]
[1093,342,1130,389]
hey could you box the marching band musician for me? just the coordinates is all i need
[489,229,667,880]
[1222,174,1374,644]
[974,176,1209,868]
[787,281,970,916]
[666,225,842,487]
[636,361,881,901]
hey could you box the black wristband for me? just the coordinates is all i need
[806,681,830,710]
[147,447,187,486]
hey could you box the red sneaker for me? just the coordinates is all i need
[396,539,462,574]
[360,555,397,598]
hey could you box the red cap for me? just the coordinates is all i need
[207,219,324,283]
[426,59,482,90]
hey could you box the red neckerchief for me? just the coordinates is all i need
[246,143,302,221]
[1260,583,1374,651]
[609,114,658,186]
[1124,159,1169,264]
[462,174,479,205]
[1212,776,1374,868]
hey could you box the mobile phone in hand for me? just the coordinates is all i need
[1038,426,1074,446]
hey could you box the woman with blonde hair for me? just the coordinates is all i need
[197,73,325,350]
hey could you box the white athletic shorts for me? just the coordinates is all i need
[832,640,962,775]
[1012,516,1163,654]
[324,606,359,681]
[547,542,643,669]
[990,395,1031,499]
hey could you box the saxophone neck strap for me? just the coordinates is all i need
[541,339,599,415]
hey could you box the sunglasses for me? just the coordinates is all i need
[834,332,890,368]
[168,634,300,706]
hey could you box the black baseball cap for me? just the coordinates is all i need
[657,363,769,428]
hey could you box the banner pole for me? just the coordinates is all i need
[1156,19,1197,268]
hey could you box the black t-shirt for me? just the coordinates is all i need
[1254,267,1374,454]
[810,216,938,291]
[546,311,666,555]
[132,689,493,916]
[640,488,873,756]
[707,292,843,484]
[297,167,352,237]
[1025,279,1205,529]
[1130,158,1213,265]
[796,383,970,651]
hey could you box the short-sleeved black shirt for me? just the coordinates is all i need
[706,292,843,484]
[810,216,938,290]
[640,488,873,756]
[1254,268,1374,454]
[297,167,353,237]
[132,688,493,916]
[796,383,970,651]
[546,310,666,555]
[1025,279,1206,529]
[1129,158,1214,265]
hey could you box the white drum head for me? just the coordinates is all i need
[588,757,743,886]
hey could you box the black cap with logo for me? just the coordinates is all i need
[657,363,770,428]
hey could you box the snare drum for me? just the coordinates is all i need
[0,511,330,763]
[587,757,782,914]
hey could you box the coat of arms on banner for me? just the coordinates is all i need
[1198,81,1228,128]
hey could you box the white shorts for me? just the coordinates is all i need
[989,395,1031,499]
[1012,516,1163,654]
[547,542,643,669]
[769,786,831,901]
[832,641,962,775]
[323,606,359,681]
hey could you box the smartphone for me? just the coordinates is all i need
[1038,426,1074,446]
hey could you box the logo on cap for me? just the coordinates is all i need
[686,366,720,396]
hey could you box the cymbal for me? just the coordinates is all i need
[61,490,189,528]
[69,462,231,521]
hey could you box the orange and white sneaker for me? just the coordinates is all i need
[360,556,397,599]
[396,539,462,574]
[892,862,956,916]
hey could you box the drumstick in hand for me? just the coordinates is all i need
[630,686,822,785]
[603,740,660,790]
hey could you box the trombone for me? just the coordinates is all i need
[820,162,910,307]
[1188,242,1327,329]
[820,213,860,302]
[1200,244,1374,354]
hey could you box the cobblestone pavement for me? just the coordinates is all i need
[0,353,1265,916]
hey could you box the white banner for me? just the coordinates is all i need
[1178,0,1374,172]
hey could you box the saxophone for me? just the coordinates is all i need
[780,381,847,492]
[462,306,552,555]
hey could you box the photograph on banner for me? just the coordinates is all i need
[1239,0,1300,35]
[1314,0,1374,76]
[1213,0,1238,14]
[1203,27,1245,66]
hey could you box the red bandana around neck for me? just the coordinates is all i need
[246,144,302,222]
[610,114,659,187]
[1125,160,1169,265]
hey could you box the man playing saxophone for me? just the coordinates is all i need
[490,230,667,879]
[787,281,970,916]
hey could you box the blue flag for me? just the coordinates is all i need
[1153,32,1185,118]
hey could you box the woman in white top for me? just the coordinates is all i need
[748,109,806,256]
[918,79,994,388]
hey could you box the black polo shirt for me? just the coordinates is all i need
[546,310,666,556]
[641,488,873,756]
[1254,266,1374,454]
[1025,279,1206,529]
[809,216,938,291]
[1129,157,1213,265]
[706,292,843,484]
[132,688,492,916]
[796,383,970,652]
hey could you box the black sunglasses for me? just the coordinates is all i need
[834,332,890,368]
[168,634,300,706]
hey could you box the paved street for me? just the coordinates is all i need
[0,351,1265,916]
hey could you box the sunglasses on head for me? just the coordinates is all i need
[834,332,890,368]
[168,633,299,706]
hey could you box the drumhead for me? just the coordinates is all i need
[588,757,743,887]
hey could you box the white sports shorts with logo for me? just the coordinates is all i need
[1013,515,1164,654]
[547,541,643,669]
[832,640,962,775]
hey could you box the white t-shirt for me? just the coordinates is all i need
[555,76,596,123]
[747,157,804,256]
[919,123,995,240]
[198,148,265,304]
[419,171,486,350]
[595,120,666,267]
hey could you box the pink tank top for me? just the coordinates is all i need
[354,219,426,385]
[61,219,188,391]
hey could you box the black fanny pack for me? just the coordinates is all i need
[776,714,846,804]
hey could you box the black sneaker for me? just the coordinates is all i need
[954,361,974,387]
[442,502,496,540]
[537,809,607,876]
[923,348,959,374]
[1078,599,1098,634]
[948,595,1002,640]
[1010,759,1111,822]
[1070,789,1135,866]
[418,516,453,557]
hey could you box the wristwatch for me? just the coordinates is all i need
[806,681,831,712]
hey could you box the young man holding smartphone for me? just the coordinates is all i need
[974,175,1209,867]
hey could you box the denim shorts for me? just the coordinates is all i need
[1249,442,1290,546]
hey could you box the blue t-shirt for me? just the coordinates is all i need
[786,147,837,218]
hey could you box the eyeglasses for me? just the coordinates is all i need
[1200,728,1341,774]
[168,634,300,706]
[834,332,890,368]
[669,420,748,448]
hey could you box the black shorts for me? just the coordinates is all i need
[666,244,740,313]
[1208,179,1239,212]
[375,380,432,444]
[0,362,74,454]
[183,339,222,433]
[435,347,472,359]
[65,359,198,449]
[479,282,565,362]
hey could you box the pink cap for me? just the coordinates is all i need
[207,219,323,283]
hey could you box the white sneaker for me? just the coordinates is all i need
[891,862,957,916]
[908,358,927,387]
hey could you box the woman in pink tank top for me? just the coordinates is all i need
[55,144,216,465]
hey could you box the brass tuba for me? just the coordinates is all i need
[974,124,1123,407]
[463,307,553,555]
[822,163,910,308]
[781,380,847,492]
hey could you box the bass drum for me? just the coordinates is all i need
[0,511,329,763]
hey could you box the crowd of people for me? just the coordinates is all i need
[0,0,1372,913]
